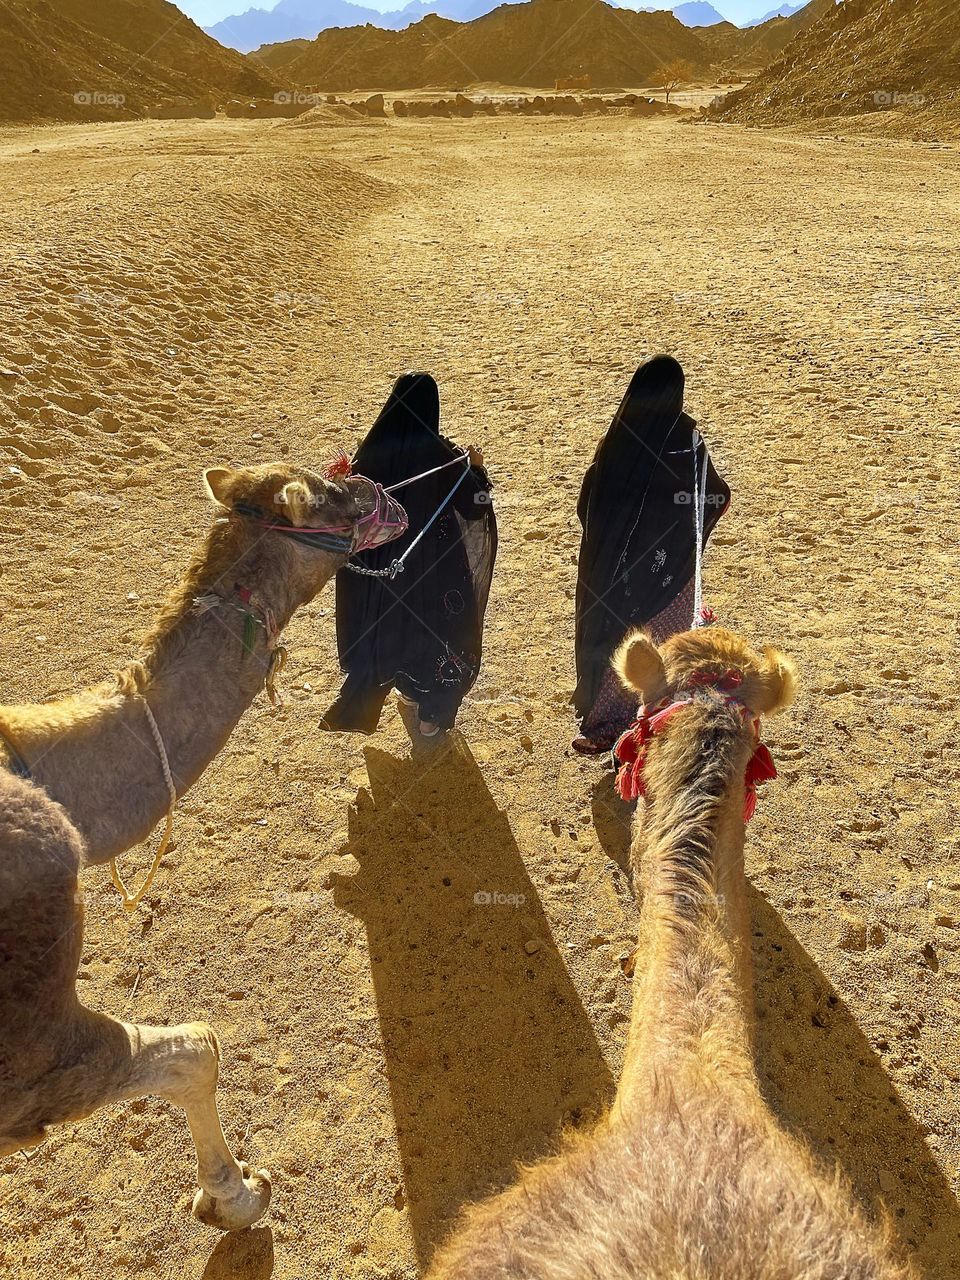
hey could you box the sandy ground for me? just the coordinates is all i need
[1,113,959,1279]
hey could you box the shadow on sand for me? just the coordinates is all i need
[750,887,960,1279]
[332,737,614,1266]
[590,771,959,1279]
[201,1226,274,1280]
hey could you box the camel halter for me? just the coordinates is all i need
[232,454,474,579]
[342,452,474,579]
[109,696,177,912]
[613,669,777,820]
[232,475,409,558]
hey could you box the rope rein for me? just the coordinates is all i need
[691,429,710,628]
[109,697,178,913]
[381,453,469,493]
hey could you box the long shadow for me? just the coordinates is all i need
[588,773,960,1279]
[331,738,615,1267]
[750,887,960,1280]
[591,769,633,881]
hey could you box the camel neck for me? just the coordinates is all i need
[9,535,342,867]
[616,700,759,1115]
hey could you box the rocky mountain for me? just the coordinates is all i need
[744,1,805,25]
[710,0,959,130]
[694,0,825,70]
[252,0,711,89]
[207,0,499,51]
[0,0,277,122]
[671,2,727,25]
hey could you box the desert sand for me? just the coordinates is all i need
[1,113,958,1279]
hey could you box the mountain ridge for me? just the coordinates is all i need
[0,0,277,122]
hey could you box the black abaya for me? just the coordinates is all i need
[324,372,497,734]
[574,355,730,721]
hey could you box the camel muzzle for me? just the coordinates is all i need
[232,481,409,556]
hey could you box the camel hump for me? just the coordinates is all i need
[0,773,84,1013]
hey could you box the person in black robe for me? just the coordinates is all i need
[573,354,730,754]
[323,372,497,741]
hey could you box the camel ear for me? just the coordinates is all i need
[203,466,236,506]
[752,647,797,715]
[614,631,666,702]
[274,478,317,525]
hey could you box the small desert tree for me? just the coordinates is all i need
[658,58,693,104]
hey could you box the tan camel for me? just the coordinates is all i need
[0,461,400,1229]
[427,627,916,1280]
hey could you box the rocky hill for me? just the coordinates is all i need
[252,0,712,90]
[709,0,960,132]
[694,0,828,71]
[0,0,277,122]
[207,0,500,53]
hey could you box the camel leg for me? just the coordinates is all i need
[117,1019,272,1231]
[1,773,268,1229]
[7,1011,272,1231]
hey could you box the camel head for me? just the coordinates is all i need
[197,462,407,611]
[614,625,796,719]
[204,462,393,537]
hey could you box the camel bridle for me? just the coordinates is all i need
[613,668,778,819]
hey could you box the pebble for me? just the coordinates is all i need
[523,939,540,955]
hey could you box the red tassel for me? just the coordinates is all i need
[745,741,777,789]
[324,449,353,479]
[613,719,650,802]
[742,738,777,822]
[613,698,777,822]
[743,787,758,823]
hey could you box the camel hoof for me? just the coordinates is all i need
[192,1162,272,1231]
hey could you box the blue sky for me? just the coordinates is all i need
[180,0,781,29]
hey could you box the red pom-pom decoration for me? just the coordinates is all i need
[324,449,353,480]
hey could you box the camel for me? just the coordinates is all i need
[0,461,404,1229]
[427,626,916,1280]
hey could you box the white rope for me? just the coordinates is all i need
[691,429,709,627]
[383,452,469,493]
[110,697,178,912]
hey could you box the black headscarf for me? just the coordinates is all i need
[573,355,730,718]
[325,372,497,733]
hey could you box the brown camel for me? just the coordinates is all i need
[0,462,402,1229]
[427,627,916,1280]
